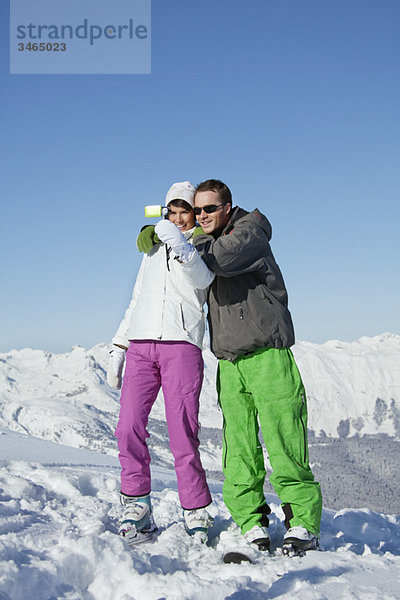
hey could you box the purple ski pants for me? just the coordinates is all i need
[115,340,211,510]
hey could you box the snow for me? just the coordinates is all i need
[1,333,400,598]
[1,334,400,455]
[292,332,400,438]
[0,427,400,599]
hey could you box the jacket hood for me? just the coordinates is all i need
[224,207,272,241]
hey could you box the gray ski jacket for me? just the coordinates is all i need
[193,207,295,361]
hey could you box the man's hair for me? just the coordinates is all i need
[194,179,232,206]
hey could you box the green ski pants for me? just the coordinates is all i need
[218,347,322,535]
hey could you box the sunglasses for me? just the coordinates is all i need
[194,203,226,216]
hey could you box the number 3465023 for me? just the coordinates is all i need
[18,42,67,51]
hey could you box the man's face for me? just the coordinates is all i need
[194,190,231,235]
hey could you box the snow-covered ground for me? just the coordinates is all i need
[1,334,400,598]
[1,427,400,600]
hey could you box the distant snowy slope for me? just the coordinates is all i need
[0,334,399,452]
[293,333,400,438]
[0,342,220,454]
[0,345,120,454]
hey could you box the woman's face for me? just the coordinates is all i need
[167,204,195,231]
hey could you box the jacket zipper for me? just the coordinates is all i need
[165,245,171,271]
[300,393,307,463]
[158,262,167,340]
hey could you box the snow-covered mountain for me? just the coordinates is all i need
[1,333,399,455]
[292,332,400,439]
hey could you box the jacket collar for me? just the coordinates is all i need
[219,206,248,237]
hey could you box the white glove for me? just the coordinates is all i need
[155,220,194,262]
[107,345,126,389]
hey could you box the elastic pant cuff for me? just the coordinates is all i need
[181,501,212,511]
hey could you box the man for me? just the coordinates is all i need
[190,179,322,555]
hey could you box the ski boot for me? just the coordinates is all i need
[243,525,270,552]
[183,507,213,544]
[222,525,270,564]
[282,526,319,557]
[118,493,157,546]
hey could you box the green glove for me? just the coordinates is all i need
[191,226,207,239]
[136,225,161,253]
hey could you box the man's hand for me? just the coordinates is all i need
[107,345,126,389]
[136,225,161,253]
[155,220,194,262]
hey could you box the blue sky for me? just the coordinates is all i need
[1,0,399,352]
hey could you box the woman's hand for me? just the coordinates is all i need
[155,220,194,262]
[107,345,126,389]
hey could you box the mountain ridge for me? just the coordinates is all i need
[1,333,399,450]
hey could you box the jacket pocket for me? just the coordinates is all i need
[242,301,279,340]
[179,303,205,343]
[180,303,186,331]
[256,283,273,303]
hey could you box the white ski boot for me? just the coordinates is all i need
[118,493,157,546]
[243,525,270,552]
[183,507,213,544]
[282,526,319,556]
[222,525,270,564]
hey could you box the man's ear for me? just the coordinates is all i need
[223,203,232,217]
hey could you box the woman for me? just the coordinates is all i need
[107,181,214,546]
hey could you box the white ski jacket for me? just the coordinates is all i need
[112,230,215,350]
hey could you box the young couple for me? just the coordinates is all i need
[107,180,322,555]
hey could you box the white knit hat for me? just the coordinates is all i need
[165,181,195,208]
